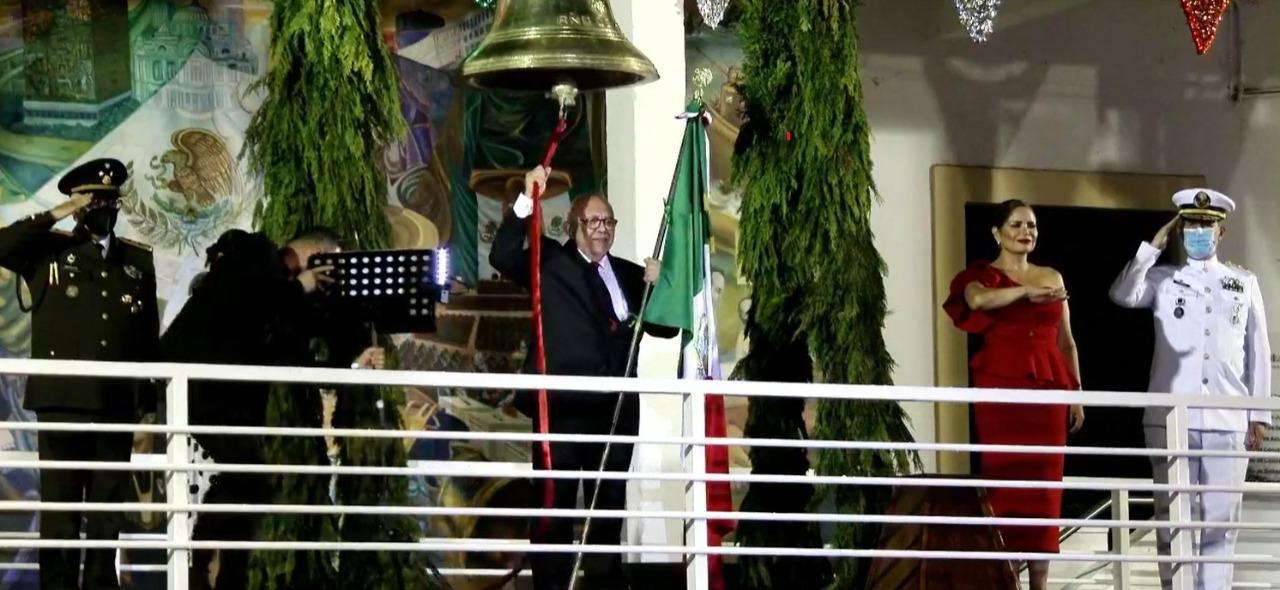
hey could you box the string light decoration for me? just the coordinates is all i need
[954,0,1001,43]
[1181,0,1232,54]
[692,67,714,101]
[696,0,731,29]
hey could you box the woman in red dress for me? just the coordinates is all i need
[943,199,1085,590]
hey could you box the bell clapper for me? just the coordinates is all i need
[548,83,580,120]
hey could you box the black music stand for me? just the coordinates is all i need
[308,248,451,334]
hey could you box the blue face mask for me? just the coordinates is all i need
[1183,226,1218,260]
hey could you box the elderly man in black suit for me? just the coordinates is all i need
[490,166,675,590]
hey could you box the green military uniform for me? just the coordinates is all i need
[0,158,159,589]
[0,216,160,412]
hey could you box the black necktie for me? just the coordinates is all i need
[587,261,618,331]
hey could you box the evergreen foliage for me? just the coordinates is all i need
[732,1,919,587]
[237,1,453,586]
[242,0,406,247]
[333,353,447,589]
[247,383,340,590]
[246,339,448,590]
[731,323,832,589]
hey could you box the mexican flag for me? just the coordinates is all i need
[645,100,721,381]
[642,100,733,590]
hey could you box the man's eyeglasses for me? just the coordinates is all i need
[580,217,619,230]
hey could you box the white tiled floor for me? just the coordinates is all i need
[1045,496,1280,589]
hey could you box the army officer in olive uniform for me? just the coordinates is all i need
[0,158,159,589]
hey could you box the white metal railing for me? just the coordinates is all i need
[0,357,1275,590]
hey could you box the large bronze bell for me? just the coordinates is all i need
[461,0,659,92]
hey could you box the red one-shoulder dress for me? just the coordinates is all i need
[944,261,1078,553]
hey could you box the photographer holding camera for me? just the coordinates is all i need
[162,227,385,589]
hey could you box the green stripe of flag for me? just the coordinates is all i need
[644,99,712,338]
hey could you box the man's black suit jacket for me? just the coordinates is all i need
[489,210,675,431]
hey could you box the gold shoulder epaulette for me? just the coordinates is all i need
[118,237,153,252]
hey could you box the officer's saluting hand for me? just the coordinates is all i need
[1149,215,1178,251]
[53,191,94,219]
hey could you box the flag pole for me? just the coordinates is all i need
[565,110,698,590]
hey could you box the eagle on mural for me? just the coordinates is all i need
[150,129,241,218]
[120,128,251,254]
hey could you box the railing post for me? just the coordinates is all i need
[1111,488,1130,590]
[166,376,191,590]
[1165,404,1194,590]
[683,382,710,590]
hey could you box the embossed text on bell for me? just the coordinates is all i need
[460,0,659,92]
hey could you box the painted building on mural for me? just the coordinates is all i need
[0,0,20,49]
[132,6,257,111]
[21,0,132,128]
[128,0,182,101]
[399,9,493,69]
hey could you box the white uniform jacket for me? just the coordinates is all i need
[1110,242,1271,432]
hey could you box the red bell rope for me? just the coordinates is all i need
[530,116,570,525]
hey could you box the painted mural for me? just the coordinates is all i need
[0,0,606,585]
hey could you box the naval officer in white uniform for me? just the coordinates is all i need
[1110,188,1271,590]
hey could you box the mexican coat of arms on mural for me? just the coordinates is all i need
[119,128,250,254]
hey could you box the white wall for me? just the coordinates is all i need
[606,0,687,563]
[860,0,1280,455]
[611,0,1280,548]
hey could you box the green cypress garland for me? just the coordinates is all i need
[730,321,832,589]
[242,0,406,247]
[733,1,919,588]
[247,382,341,590]
[238,0,443,586]
[246,339,448,590]
[332,346,447,589]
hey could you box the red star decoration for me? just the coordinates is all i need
[1181,0,1233,55]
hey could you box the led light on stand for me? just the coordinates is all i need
[434,248,450,287]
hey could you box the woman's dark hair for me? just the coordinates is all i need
[992,199,1032,229]
[198,230,282,292]
[204,229,251,267]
